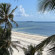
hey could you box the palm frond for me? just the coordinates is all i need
[9,14,14,19]
[23,45,36,55]
[0,3,19,55]
[49,46,55,52]
[6,21,12,28]
[9,46,13,55]
[11,43,19,52]
[0,48,10,55]
[11,20,18,27]
[39,0,55,12]
[35,35,55,51]
[37,49,43,55]
[10,6,17,14]
[10,18,18,27]
[0,11,4,18]
[0,19,5,24]
[0,3,11,14]
[6,4,11,14]
[12,41,20,44]
[0,3,18,28]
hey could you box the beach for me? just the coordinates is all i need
[11,31,47,55]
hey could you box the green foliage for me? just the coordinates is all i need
[37,49,42,55]
[23,45,43,55]
[36,35,55,50]
[35,35,55,55]
[39,0,55,12]
[0,3,19,55]
[23,45,36,55]
[38,0,55,54]
[0,27,20,55]
[0,3,18,29]
[0,48,10,55]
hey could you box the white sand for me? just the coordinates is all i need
[11,31,47,55]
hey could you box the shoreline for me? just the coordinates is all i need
[11,31,47,42]
[12,30,48,37]
[12,31,47,38]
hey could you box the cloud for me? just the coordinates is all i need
[38,11,48,14]
[18,5,29,17]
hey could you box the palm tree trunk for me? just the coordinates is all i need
[5,22,6,29]
[4,22,7,31]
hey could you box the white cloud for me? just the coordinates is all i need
[38,11,48,14]
[18,5,29,17]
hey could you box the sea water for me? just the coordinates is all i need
[12,21,55,36]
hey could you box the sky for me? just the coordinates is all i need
[0,0,55,21]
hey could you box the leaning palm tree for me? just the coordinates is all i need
[35,35,55,55]
[0,3,21,55]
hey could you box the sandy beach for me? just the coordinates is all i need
[11,31,48,55]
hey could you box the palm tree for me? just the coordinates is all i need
[23,45,43,55]
[23,45,36,55]
[0,3,18,29]
[33,0,55,55]
[0,3,21,55]
[39,0,55,12]
[37,50,42,55]
[35,35,55,55]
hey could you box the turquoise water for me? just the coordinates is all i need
[12,21,55,36]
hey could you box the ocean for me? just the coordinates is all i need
[12,21,55,36]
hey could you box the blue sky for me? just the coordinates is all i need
[0,0,55,21]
